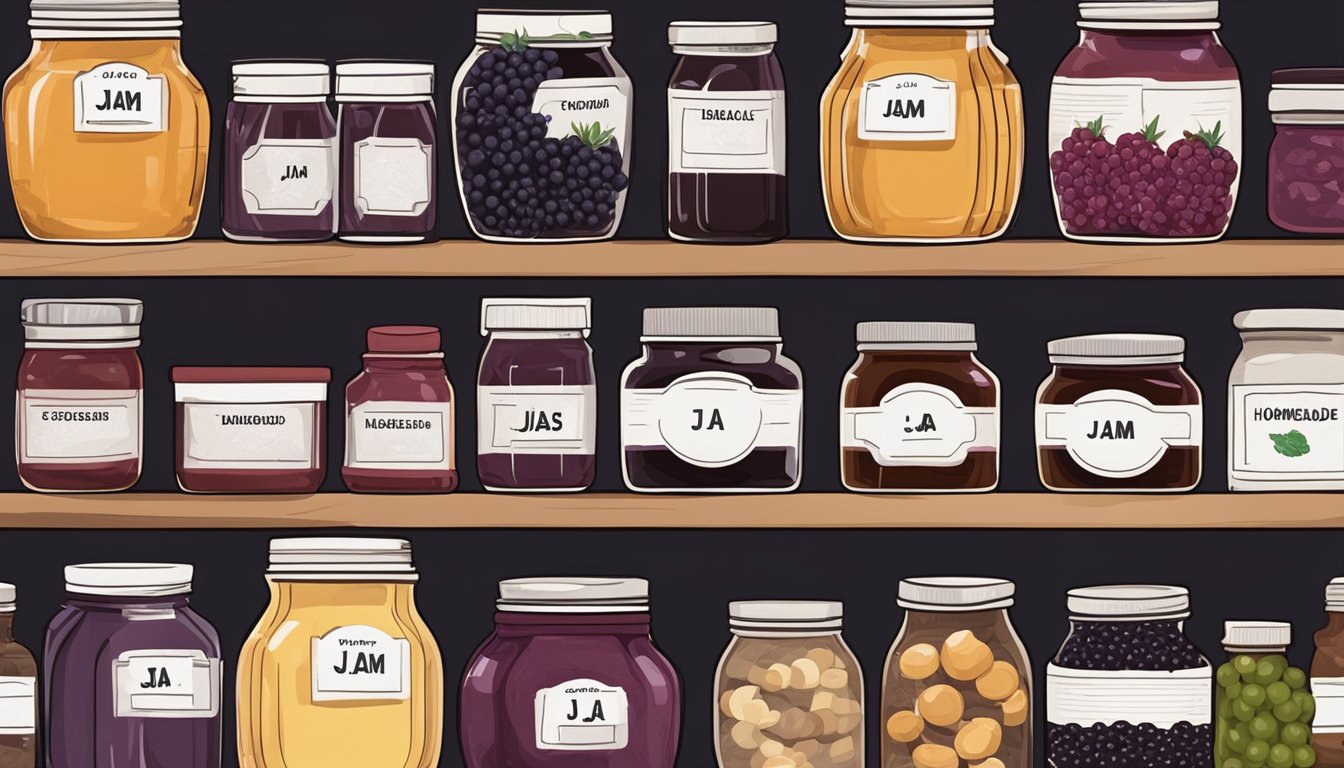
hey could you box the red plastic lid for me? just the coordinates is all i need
[172,367,332,383]
[367,325,441,354]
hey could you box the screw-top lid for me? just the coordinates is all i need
[857,322,977,349]
[1222,621,1292,650]
[1327,578,1344,611]
[29,0,182,39]
[0,583,14,613]
[729,601,844,632]
[1234,309,1344,332]
[1270,70,1344,121]
[898,576,1016,611]
[668,21,777,51]
[65,564,193,597]
[497,577,649,613]
[1068,584,1191,621]
[366,325,441,355]
[335,61,434,102]
[22,298,142,343]
[1078,1,1220,30]
[642,307,780,340]
[266,538,417,581]
[1048,333,1186,365]
[481,298,592,336]
[232,61,331,100]
[475,9,613,44]
[844,0,995,28]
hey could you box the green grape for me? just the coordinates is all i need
[1220,696,1236,720]
[1230,683,1245,701]
[1293,745,1316,768]
[1270,744,1295,768]
[1293,691,1317,722]
[1247,740,1272,764]
[1237,655,1260,681]
[1258,658,1287,686]
[1276,700,1303,723]
[1228,724,1250,754]
[1269,682,1293,706]
[1225,760,1246,768]
[1282,722,1310,748]
[1221,663,1245,688]
[1251,714,1279,741]
[1244,684,1268,708]
[1284,667,1308,691]
[1235,699,1258,722]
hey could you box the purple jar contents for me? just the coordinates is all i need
[1268,69,1344,233]
[478,298,595,492]
[45,564,221,768]
[0,583,37,768]
[1048,0,1242,242]
[336,62,437,243]
[461,578,681,768]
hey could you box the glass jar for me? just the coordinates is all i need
[237,538,442,768]
[1036,334,1203,492]
[883,578,1030,768]
[666,21,787,243]
[0,584,36,768]
[1229,309,1344,492]
[222,61,337,242]
[1268,69,1344,234]
[1312,579,1344,767]
[3,0,209,242]
[1216,621,1317,768]
[820,0,1023,242]
[342,326,457,494]
[841,322,999,493]
[477,298,595,492]
[621,307,803,492]
[16,298,143,493]
[1046,585,1212,768]
[1048,0,1242,242]
[451,10,633,242]
[461,578,681,768]
[46,564,221,768]
[336,62,437,243]
[716,601,862,768]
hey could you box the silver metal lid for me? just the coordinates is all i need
[1078,1,1220,29]
[1327,577,1344,611]
[29,0,182,38]
[857,321,976,347]
[668,21,777,47]
[642,307,779,339]
[22,298,143,342]
[898,576,1015,611]
[1067,584,1191,621]
[1048,333,1185,364]
[497,577,649,613]
[0,583,14,613]
[729,600,844,632]
[65,563,192,597]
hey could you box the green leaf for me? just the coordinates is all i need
[578,30,593,39]
[571,121,615,149]
[1143,115,1166,144]
[1193,120,1225,150]
[499,28,530,52]
[1270,430,1311,458]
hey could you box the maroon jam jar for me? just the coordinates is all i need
[16,299,144,493]
[1268,69,1344,234]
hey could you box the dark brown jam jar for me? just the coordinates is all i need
[841,322,999,493]
[1035,334,1202,492]
[621,307,802,492]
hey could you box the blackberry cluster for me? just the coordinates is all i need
[1048,721,1212,768]
[1051,117,1238,239]
[456,45,629,239]
[1055,621,1208,671]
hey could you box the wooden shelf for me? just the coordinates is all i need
[0,492,1338,529]
[0,238,1342,278]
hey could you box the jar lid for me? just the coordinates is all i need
[22,298,142,342]
[481,298,592,335]
[1235,308,1344,331]
[1048,333,1185,365]
[1270,70,1344,120]
[232,60,331,100]
[1067,584,1191,621]
[0,583,14,613]
[729,601,844,632]
[335,61,434,102]
[668,21,777,48]
[1222,621,1292,650]
[899,576,1016,611]
[29,0,182,39]
[497,577,649,613]
[1327,577,1344,611]
[367,325,441,354]
[857,322,977,349]
[65,563,193,597]
[844,0,995,28]
[475,9,613,45]
[267,538,417,581]
[642,307,780,341]
[1078,1,1220,30]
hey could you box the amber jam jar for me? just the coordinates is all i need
[16,299,144,493]
[841,322,999,493]
[1036,334,1203,493]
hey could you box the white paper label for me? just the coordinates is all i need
[622,372,802,469]
[181,402,316,470]
[112,649,220,718]
[353,138,433,216]
[0,676,35,735]
[1047,663,1212,729]
[478,385,595,455]
[842,383,998,468]
[534,678,629,751]
[18,389,141,464]
[1231,384,1344,481]
[346,401,453,470]
[534,78,632,155]
[241,139,336,216]
[668,90,785,175]
[74,62,167,133]
[1313,676,1344,733]
[311,625,410,702]
[1036,389,1202,479]
[859,73,956,142]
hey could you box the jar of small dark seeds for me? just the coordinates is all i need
[1046,585,1213,768]
[451,9,633,242]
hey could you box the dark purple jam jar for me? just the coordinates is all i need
[222,61,337,242]
[1268,69,1344,233]
[336,62,437,243]
[460,578,681,768]
[667,22,787,243]
[477,298,595,492]
[45,564,221,768]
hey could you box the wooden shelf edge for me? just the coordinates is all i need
[0,492,1336,529]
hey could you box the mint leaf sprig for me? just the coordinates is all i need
[1270,429,1311,458]
[572,121,615,150]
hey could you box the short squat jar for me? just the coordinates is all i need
[222,61,337,242]
[1268,70,1344,234]
[666,21,787,243]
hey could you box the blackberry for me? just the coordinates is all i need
[1048,721,1213,768]
[1054,620,1208,672]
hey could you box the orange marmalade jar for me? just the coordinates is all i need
[821,0,1023,242]
[3,0,210,242]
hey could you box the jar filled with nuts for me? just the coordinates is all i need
[882,577,1032,768]
[715,601,864,768]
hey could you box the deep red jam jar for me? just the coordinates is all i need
[477,298,595,492]
[16,298,143,493]
[342,326,457,493]
[460,578,682,768]
[1268,69,1344,234]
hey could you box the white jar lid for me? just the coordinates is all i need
[476,9,612,44]
[1078,1,1220,30]
[857,321,977,349]
[1327,577,1344,611]
[642,307,780,341]
[66,563,193,597]
[498,577,649,613]
[1048,333,1185,365]
[730,601,843,631]
[1067,584,1191,621]
[0,583,14,613]
[845,0,994,28]
[1235,308,1344,332]
[267,537,417,580]
[335,61,434,102]
[232,61,330,100]
[1222,621,1292,650]
[29,0,182,38]
[1270,70,1344,122]
[22,298,142,342]
[668,21,776,47]
[898,576,1015,611]
[481,297,592,335]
